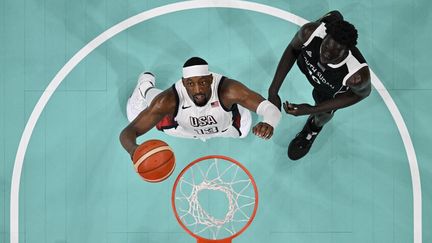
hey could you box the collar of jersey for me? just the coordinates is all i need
[327,50,352,68]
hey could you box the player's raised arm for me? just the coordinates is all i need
[268,22,319,109]
[119,88,176,158]
[220,78,281,140]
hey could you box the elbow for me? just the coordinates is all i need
[119,127,128,145]
[119,126,135,145]
[365,85,372,97]
[359,85,372,100]
[353,82,372,101]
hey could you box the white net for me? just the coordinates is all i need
[173,157,257,240]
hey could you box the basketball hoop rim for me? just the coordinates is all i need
[171,155,259,242]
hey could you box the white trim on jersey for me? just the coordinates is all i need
[303,23,327,47]
[332,84,348,98]
[342,61,369,86]
[328,50,352,68]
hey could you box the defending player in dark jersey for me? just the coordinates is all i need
[268,11,371,160]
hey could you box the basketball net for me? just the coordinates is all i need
[172,156,258,243]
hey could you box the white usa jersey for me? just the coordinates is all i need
[162,73,251,139]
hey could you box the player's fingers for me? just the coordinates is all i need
[257,124,268,138]
[259,125,272,139]
[259,127,269,139]
[263,125,271,138]
[265,127,274,139]
[284,101,298,114]
[283,102,290,113]
[253,124,262,136]
[252,125,257,134]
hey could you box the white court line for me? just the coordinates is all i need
[10,1,421,243]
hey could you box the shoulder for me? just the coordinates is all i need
[219,78,251,107]
[297,22,321,43]
[346,66,370,86]
[290,22,321,49]
[148,87,177,115]
[219,78,249,97]
[346,66,371,98]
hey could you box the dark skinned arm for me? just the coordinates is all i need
[119,88,176,158]
[268,22,319,109]
[283,66,371,115]
[220,78,277,139]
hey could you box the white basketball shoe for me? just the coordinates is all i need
[126,72,156,121]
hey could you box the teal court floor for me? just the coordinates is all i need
[1,0,431,243]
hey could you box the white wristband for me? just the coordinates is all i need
[256,100,281,128]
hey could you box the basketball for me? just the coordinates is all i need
[132,139,175,183]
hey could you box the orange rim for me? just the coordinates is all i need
[171,155,258,242]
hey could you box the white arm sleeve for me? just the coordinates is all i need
[256,100,281,128]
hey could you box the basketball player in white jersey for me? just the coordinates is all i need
[120,57,281,158]
[268,11,371,160]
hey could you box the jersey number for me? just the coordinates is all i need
[194,126,219,135]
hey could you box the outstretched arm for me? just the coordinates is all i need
[268,22,319,109]
[283,66,371,115]
[221,79,281,139]
[119,88,176,158]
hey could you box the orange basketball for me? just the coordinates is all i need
[132,139,175,183]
